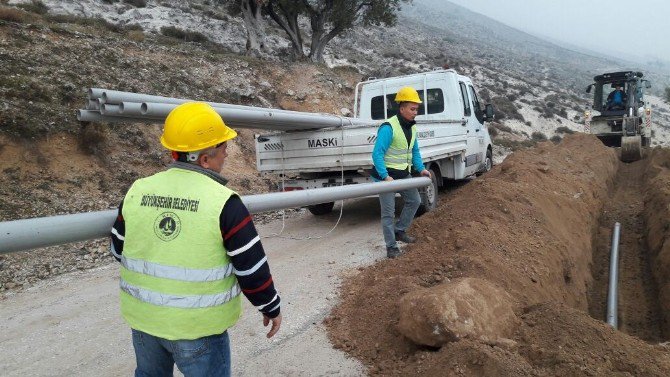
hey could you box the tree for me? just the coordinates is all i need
[263,1,307,59]
[265,0,412,62]
[222,0,269,56]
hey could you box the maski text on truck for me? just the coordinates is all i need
[308,138,338,148]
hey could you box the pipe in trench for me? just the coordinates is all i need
[607,222,621,328]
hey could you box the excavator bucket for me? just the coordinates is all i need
[620,135,642,162]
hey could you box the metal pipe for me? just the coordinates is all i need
[86,99,100,110]
[81,89,379,130]
[606,222,621,328]
[118,101,143,115]
[101,90,188,105]
[0,178,431,253]
[139,102,375,129]
[99,103,120,115]
[100,89,300,115]
[88,88,105,99]
[76,109,159,124]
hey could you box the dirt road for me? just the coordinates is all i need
[0,198,389,376]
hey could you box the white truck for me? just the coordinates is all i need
[255,69,495,215]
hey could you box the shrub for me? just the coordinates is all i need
[16,0,48,15]
[531,131,547,141]
[555,126,574,135]
[665,87,670,103]
[124,0,147,7]
[204,9,228,21]
[46,14,123,33]
[494,138,536,151]
[493,123,512,133]
[491,96,524,122]
[127,29,144,42]
[550,135,562,144]
[0,6,28,22]
[160,26,209,43]
[79,122,108,157]
[488,126,498,138]
[124,23,143,31]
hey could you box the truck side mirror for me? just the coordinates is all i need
[586,84,593,94]
[484,104,495,122]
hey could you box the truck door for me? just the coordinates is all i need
[468,84,487,153]
[458,82,481,176]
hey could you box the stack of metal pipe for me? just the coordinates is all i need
[77,88,376,131]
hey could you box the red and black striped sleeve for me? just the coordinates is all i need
[221,195,280,319]
[110,202,124,262]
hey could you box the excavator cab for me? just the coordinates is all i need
[585,71,652,162]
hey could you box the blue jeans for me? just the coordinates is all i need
[132,329,231,377]
[379,186,421,248]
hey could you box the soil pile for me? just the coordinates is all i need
[326,134,670,375]
[643,148,670,338]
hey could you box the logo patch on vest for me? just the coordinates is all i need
[154,212,181,241]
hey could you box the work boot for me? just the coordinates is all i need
[395,231,416,244]
[386,245,403,259]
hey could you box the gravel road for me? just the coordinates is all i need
[0,198,389,376]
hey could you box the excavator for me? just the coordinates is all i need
[585,71,653,162]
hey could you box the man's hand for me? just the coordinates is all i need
[420,169,431,179]
[384,176,394,182]
[263,314,282,338]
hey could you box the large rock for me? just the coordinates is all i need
[397,278,517,347]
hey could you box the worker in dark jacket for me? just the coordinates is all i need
[606,85,626,110]
[370,87,431,259]
[110,102,281,376]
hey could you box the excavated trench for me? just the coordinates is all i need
[326,135,670,376]
[588,159,663,342]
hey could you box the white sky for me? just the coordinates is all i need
[446,0,670,63]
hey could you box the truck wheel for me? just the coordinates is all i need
[416,168,438,216]
[307,202,335,216]
[477,149,493,176]
[642,137,651,147]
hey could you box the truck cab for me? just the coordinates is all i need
[255,69,494,215]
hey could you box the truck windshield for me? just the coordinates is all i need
[370,88,445,120]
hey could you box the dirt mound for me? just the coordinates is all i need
[326,134,670,375]
[397,278,517,347]
[643,148,670,338]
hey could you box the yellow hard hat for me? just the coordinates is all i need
[394,87,422,104]
[160,102,237,152]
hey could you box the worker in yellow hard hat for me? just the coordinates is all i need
[370,87,431,259]
[110,102,282,376]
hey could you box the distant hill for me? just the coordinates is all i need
[402,0,670,97]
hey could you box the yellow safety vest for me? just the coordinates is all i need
[383,115,416,171]
[120,168,241,340]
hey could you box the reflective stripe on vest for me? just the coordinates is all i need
[121,255,234,282]
[120,280,241,308]
[383,115,416,171]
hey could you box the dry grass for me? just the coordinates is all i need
[127,30,144,42]
[0,6,29,22]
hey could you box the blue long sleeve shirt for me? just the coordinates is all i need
[372,123,425,180]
